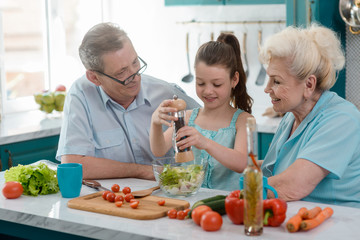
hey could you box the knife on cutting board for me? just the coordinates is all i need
[82,179,111,192]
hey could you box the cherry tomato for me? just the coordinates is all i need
[122,187,131,194]
[114,195,124,202]
[157,199,165,206]
[102,191,111,200]
[130,199,139,203]
[177,210,186,220]
[106,192,116,202]
[184,208,191,216]
[191,205,212,226]
[130,201,139,209]
[200,211,223,231]
[2,181,23,199]
[167,209,177,219]
[124,193,134,202]
[115,201,123,207]
[111,184,120,192]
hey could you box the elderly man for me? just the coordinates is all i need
[56,22,199,180]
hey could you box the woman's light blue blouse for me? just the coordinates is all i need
[261,91,360,208]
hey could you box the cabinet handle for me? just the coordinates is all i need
[0,155,2,171]
[5,149,13,169]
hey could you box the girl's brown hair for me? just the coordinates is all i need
[194,33,253,113]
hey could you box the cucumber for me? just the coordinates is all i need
[188,198,226,218]
[191,195,226,210]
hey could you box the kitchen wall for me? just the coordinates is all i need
[346,29,360,110]
[109,1,286,110]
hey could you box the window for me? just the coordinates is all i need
[0,0,105,115]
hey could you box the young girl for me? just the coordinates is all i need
[150,33,253,191]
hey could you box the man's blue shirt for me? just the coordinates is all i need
[56,74,199,165]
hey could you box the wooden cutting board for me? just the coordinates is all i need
[67,191,190,220]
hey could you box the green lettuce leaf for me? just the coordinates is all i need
[159,164,203,188]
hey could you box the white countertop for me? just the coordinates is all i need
[0,169,358,240]
[0,107,281,145]
[0,110,62,145]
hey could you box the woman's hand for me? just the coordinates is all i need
[175,126,209,150]
[151,99,178,127]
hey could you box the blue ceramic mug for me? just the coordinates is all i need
[57,163,83,198]
[239,175,278,199]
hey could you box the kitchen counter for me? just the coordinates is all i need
[0,110,62,145]
[252,105,282,134]
[0,170,358,240]
[0,107,281,145]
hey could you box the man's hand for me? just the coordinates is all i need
[151,99,178,127]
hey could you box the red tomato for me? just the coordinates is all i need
[177,210,187,220]
[191,205,212,226]
[115,201,123,207]
[102,191,111,200]
[2,181,23,199]
[122,187,131,194]
[200,211,223,232]
[130,201,139,209]
[130,199,139,203]
[124,193,134,202]
[184,208,191,216]
[157,199,165,206]
[111,184,120,193]
[114,195,124,202]
[167,209,177,219]
[106,192,116,202]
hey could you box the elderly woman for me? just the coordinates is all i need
[259,24,360,208]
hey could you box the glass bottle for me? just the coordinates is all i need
[243,117,263,236]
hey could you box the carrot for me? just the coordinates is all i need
[249,152,260,171]
[300,207,334,231]
[303,206,322,219]
[286,207,308,232]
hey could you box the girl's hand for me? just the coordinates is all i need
[151,99,178,127]
[175,126,209,150]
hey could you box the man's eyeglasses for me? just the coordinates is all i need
[95,57,147,85]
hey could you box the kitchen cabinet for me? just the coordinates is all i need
[258,132,274,160]
[0,135,60,171]
[165,0,285,6]
[286,0,346,98]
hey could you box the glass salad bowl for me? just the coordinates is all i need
[152,157,207,197]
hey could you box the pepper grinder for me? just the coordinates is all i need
[169,95,194,163]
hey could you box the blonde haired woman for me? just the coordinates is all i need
[260,24,360,208]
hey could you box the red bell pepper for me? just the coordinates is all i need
[225,190,244,225]
[263,198,287,227]
[226,190,287,227]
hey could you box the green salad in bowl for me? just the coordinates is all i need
[152,157,207,197]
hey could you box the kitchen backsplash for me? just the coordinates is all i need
[110,1,359,111]
[110,1,286,109]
